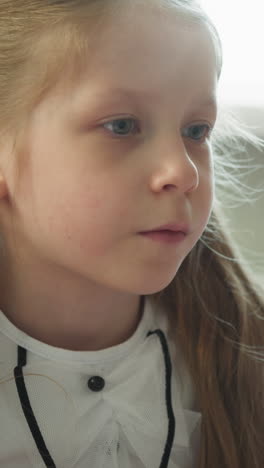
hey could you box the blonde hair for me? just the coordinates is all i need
[0,1,264,467]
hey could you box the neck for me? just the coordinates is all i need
[0,257,143,351]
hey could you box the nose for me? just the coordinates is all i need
[149,138,199,194]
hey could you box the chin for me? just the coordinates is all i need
[129,270,179,296]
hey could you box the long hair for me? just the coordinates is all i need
[0,1,263,467]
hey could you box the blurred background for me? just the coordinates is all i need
[201,0,264,282]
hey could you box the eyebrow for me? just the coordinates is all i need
[91,87,217,108]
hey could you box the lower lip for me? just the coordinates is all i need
[140,231,186,244]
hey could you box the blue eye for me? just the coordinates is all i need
[182,124,212,143]
[102,118,212,142]
[102,118,139,137]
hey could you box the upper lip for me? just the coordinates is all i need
[140,223,190,234]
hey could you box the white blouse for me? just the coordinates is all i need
[0,296,201,468]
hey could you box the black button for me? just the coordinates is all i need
[87,376,105,392]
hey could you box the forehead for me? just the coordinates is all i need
[81,8,217,88]
[48,5,219,114]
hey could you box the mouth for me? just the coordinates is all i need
[139,230,187,245]
[140,222,189,235]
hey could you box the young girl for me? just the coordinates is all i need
[0,0,263,467]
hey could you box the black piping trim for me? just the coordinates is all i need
[147,328,176,468]
[14,345,56,467]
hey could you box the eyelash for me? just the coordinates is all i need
[101,118,213,143]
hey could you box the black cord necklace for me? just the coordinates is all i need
[13,297,176,467]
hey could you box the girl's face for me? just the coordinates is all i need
[2,6,218,295]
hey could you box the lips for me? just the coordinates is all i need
[140,223,189,235]
[139,229,187,245]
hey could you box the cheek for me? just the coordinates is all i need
[45,186,121,252]
[206,176,214,208]
[194,170,214,228]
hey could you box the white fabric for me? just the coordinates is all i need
[0,297,201,468]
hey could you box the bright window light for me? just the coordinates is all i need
[200,0,264,107]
